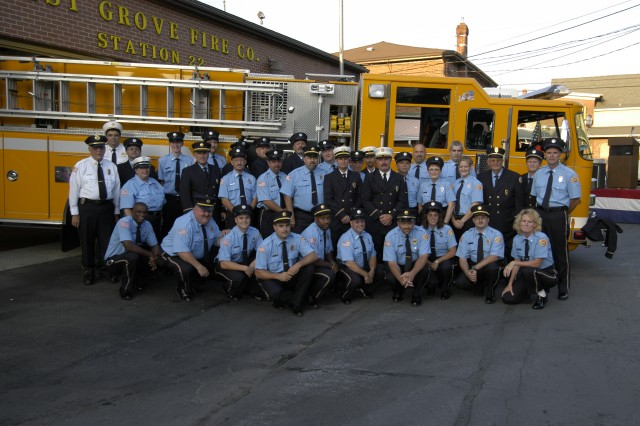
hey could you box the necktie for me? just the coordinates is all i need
[97,162,107,200]
[275,174,285,208]
[135,223,142,245]
[238,173,247,204]
[203,166,209,178]
[542,170,553,209]
[343,173,347,179]
[455,163,460,179]
[282,241,289,272]
[242,232,249,264]
[359,235,369,272]
[414,166,420,179]
[524,238,530,261]
[111,148,116,164]
[322,229,328,259]
[405,234,413,270]
[527,177,533,193]
[430,183,436,201]
[455,180,464,215]
[332,164,337,171]
[310,172,318,205]
[201,224,209,257]
[494,174,499,187]
[383,172,387,183]
[477,232,484,263]
[174,158,181,193]
[430,229,436,261]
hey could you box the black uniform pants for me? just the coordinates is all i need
[161,252,212,293]
[293,209,313,234]
[310,265,337,300]
[259,208,277,238]
[452,215,473,244]
[330,220,350,253]
[79,201,114,270]
[106,251,140,292]
[214,266,257,299]
[502,266,558,305]
[258,264,314,310]
[365,219,394,264]
[144,212,162,243]
[388,264,428,299]
[425,258,457,293]
[162,194,182,238]
[337,264,386,301]
[454,260,501,298]
[537,208,570,294]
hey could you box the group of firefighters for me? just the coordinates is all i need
[68,120,581,317]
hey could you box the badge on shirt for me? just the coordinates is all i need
[412,239,418,246]
[422,234,428,240]
[558,176,564,183]
[504,189,509,195]
[290,244,295,251]
[440,187,444,192]
[258,246,265,253]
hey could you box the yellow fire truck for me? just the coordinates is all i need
[0,56,594,248]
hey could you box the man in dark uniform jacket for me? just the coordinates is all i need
[117,137,158,186]
[516,147,544,212]
[281,132,307,174]
[179,141,221,225]
[323,146,362,249]
[361,147,408,260]
[477,147,522,259]
[250,136,271,178]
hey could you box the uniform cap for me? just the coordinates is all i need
[471,204,490,217]
[318,140,334,151]
[426,156,444,169]
[273,210,293,223]
[350,208,366,220]
[232,204,252,216]
[194,196,215,208]
[374,147,394,158]
[361,146,377,156]
[202,129,219,141]
[231,139,249,150]
[541,138,566,152]
[486,146,506,157]
[397,209,417,221]
[350,150,366,161]
[289,132,308,143]
[192,141,212,152]
[424,200,443,212]
[103,120,123,134]
[266,149,283,160]
[254,136,271,148]
[304,146,320,157]
[230,147,247,158]
[526,147,544,160]
[312,204,331,217]
[132,156,151,169]
[334,146,352,158]
[167,132,185,142]
[123,138,143,148]
[394,151,412,163]
[85,135,107,146]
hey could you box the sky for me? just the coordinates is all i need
[198,0,640,91]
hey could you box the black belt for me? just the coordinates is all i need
[294,208,311,214]
[146,211,162,216]
[536,204,567,213]
[81,198,112,205]
[166,194,180,198]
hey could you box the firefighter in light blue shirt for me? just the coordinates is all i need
[255,211,317,317]
[422,201,458,300]
[301,204,340,307]
[281,146,326,233]
[203,129,227,173]
[336,208,387,304]
[317,139,338,174]
[501,208,558,309]
[158,131,193,237]
[104,202,161,301]
[383,209,429,306]
[214,204,263,300]
[451,156,483,242]
[418,156,455,224]
[219,147,258,228]
[161,197,222,302]
[454,205,504,304]
[256,149,288,238]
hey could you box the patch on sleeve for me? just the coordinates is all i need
[476,184,482,190]
[222,238,230,246]
[539,239,548,246]
[286,175,292,181]
[178,229,188,235]
[494,236,502,243]
[448,229,454,235]
[119,221,129,228]
[220,178,225,185]
[309,237,315,244]
[72,167,78,173]
[571,176,578,183]
[342,240,351,247]
[384,240,391,247]
[120,189,128,196]
[258,180,266,187]
[258,246,265,253]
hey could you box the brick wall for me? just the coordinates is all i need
[0,0,345,78]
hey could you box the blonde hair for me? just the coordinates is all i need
[458,156,473,167]
[513,208,542,234]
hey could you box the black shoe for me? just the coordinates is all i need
[357,288,372,298]
[135,283,145,292]
[83,274,95,286]
[558,292,569,301]
[222,286,239,301]
[411,297,421,307]
[342,298,352,305]
[532,295,548,309]
[272,300,284,310]
[392,292,402,302]
[119,289,132,300]
[440,290,450,300]
[485,295,497,304]
[292,307,304,317]
[176,288,192,302]
[307,297,320,309]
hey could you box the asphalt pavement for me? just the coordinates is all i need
[1,224,639,425]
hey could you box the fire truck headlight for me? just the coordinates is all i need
[368,84,386,99]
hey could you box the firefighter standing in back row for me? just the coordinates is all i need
[158,132,193,237]
[103,120,128,165]
[531,138,581,301]
[69,135,121,285]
